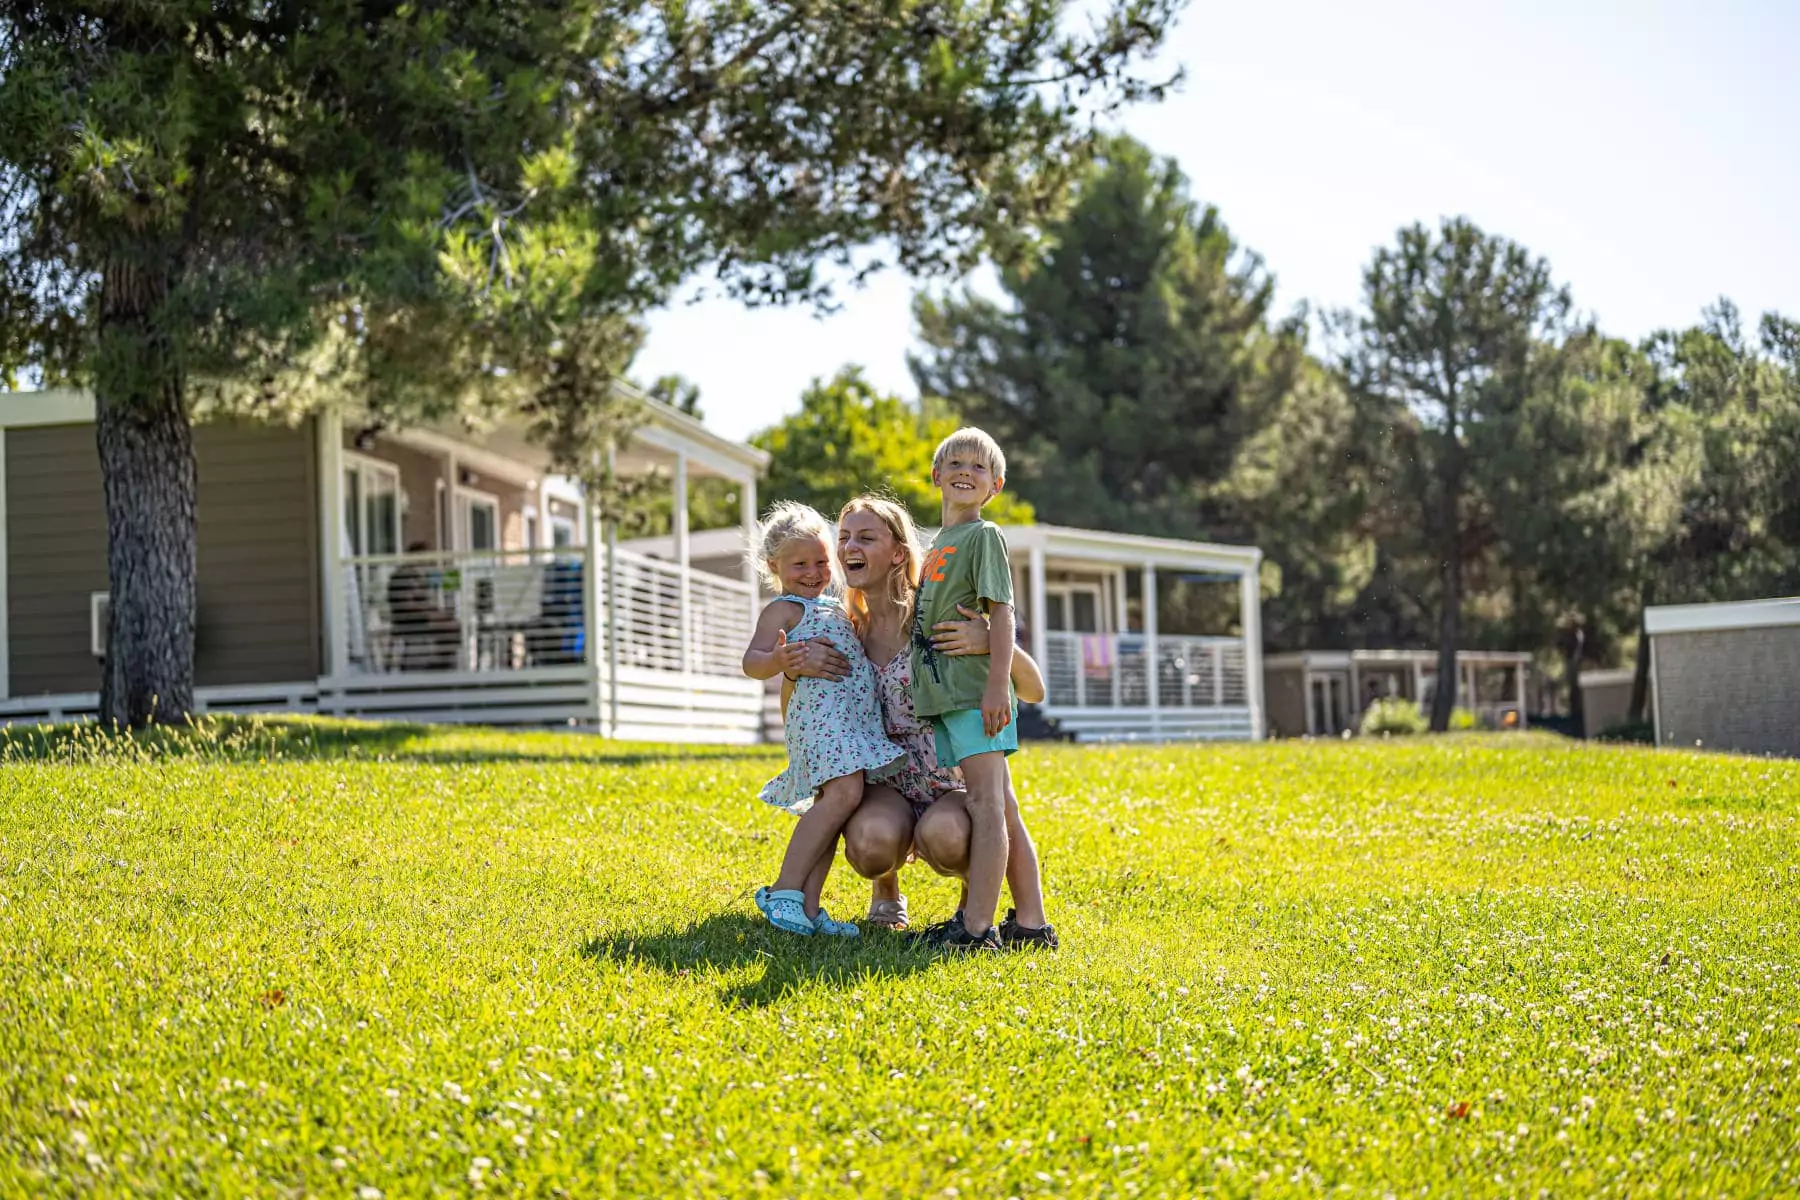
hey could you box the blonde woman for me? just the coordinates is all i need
[783,494,1057,947]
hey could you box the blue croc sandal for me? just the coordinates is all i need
[754,886,815,937]
[812,907,861,939]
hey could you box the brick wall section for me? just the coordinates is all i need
[1653,627,1800,757]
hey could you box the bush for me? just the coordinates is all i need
[1595,719,1655,744]
[1360,698,1428,737]
[1449,707,1480,731]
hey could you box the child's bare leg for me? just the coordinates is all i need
[1003,780,1047,928]
[956,751,1010,937]
[801,842,836,917]
[772,773,863,917]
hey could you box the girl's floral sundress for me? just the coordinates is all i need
[759,593,904,815]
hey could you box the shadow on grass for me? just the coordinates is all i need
[581,912,935,1008]
[0,714,779,768]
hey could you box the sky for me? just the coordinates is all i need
[631,0,1800,444]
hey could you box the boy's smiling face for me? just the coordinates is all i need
[933,452,1001,514]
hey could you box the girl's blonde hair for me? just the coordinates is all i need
[749,500,836,593]
[838,494,922,635]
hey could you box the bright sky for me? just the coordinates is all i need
[632,0,1800,443]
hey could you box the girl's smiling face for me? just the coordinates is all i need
[770,534,834,598]
[837,510,904,596]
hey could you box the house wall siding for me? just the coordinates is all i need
[1653,627,1800,757]
[6,420,320,696]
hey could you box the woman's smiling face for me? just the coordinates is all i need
[837,509,901,595]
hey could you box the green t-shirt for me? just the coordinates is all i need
[909,519,1015,719]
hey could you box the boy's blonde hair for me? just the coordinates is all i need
[838,494,923,636]
[932,426,1007,485]
[749,500,835,593]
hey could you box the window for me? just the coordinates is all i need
[1044,584,1103,632]
[457,489,500,552]
[343,456,402,557]
[551,514,577,548]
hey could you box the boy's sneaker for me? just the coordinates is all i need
[905,910,965,946]
[997,908,1059,950]
[936,915,1004,953]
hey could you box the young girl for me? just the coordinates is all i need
[741,501,903,937]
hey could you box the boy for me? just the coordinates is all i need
[909,427,1021,951]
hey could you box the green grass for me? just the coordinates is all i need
[2,719,1797,1197]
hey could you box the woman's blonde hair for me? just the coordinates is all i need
[749,500,835,593]
[837,494,922,635]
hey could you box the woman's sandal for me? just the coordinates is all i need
[754,886,815,937]
[812,908,861,938]
[867,896,909,931]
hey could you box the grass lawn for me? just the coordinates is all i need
[2,721,1797,1197]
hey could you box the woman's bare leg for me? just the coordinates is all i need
[918,787,1045,926]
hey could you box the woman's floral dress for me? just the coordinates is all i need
[872,649,964,820]
[759,594,904,815]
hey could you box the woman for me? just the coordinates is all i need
[783,495,1056,947]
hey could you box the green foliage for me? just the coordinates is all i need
[1448,706,1480,732]
[1595,719,1656,744]
[1336,218,1574,729]
[1358,697,1427,737]
[3,728,1797,1194]
[911,135,1301,542]
[753,367,1035,529]
[0,0,1178,723]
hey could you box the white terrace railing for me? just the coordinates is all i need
[1042,630,1246,710]
[341,546,754,680]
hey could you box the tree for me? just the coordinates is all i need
[1620,303,1800,720]
[1336,218,1574,731]
[911,135,1302,543]
[754,367,1035,530]
[0,1,1178,726]
[1482,334,1681,734]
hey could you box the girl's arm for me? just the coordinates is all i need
[743,601,807,680]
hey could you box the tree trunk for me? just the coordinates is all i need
[1562,622,1587,739]
[1429,549,1460,732]
[1627,579,1655,723]
[95,258,197,728]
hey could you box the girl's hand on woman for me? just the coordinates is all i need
[789,638,851,681]
[930,604,990,656]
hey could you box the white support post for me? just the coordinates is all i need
[1239,558,1265,740]
[673,452,692,675]
[1111,566,1125,706]
[1515,662,1529,730]
[1302,669,1315,736]
[605,444,622,735]
[581,459,603,709]
[1028,542,1048,704]
[740,474,759,629]
[317,410,347,682]
[535,480,553,550]
[0,428,9,701]
[1142,563,1160,734]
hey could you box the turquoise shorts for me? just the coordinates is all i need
[932,705,1019,767]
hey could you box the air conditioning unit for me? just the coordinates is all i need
[91,592,109,659]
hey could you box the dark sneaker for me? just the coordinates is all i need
[905,910,965,946]
[997,908,1059,950]
[937,916,1004,953]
